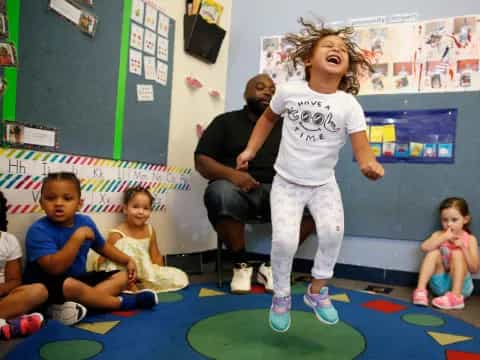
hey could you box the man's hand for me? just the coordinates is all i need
[360,160,385,180]
[230,170,260,192]
[126,258,137,283]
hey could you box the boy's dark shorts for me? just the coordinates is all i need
[30,270,120,304]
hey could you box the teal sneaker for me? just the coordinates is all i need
[303,285,339,325]
[269,295,291,332]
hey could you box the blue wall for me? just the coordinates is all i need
[226,0,480,276]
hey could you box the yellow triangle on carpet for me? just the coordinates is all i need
[199,288,226,297]
[330,293,350,303]
[75,321,120,335]
[428,331,472,346]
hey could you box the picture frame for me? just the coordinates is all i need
[0,41,17,67]
[0,12,8,38]
[3,122,58,150]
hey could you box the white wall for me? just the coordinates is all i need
[5,0,233,256]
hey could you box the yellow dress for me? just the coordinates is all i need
[92,226,189,293]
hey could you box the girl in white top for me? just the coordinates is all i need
[0,191,47,339]
[94,187,188,293]
[237,19,384,332]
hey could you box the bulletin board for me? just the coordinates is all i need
[336,92,480,241]
[9,0,175,164]
[363,108,457,164]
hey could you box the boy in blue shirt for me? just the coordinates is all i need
[25,172,158,325]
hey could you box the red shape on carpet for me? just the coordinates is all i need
[111,310,139,317]
[446,350,480,360]
[361,299,407,313]
[250,285,266,294]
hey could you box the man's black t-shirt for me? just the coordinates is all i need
[195,106,282,183]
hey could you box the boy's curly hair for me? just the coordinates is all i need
[285,18,373,95]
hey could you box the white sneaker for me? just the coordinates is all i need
[230,263,253,294]
[257,263,273,293]
[47,301,87,326]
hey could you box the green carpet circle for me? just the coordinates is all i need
[157,292,183,303]
[188,309,365,360]
[39,340,102,360]
[291,282,308,294]
[402,313,445,327]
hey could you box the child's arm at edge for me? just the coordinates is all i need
[236,107,280,170]
[0,258,22,297]
[96,242,137,282]
[148,228,164,266]
[350,131,384,181]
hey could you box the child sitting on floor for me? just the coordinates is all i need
[23,172,158,326]
[92,186,188,293]
[0,191,46,340]
[413,197,479,309]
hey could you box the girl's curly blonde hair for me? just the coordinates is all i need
[285,18,373,95]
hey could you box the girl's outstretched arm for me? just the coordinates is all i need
[236,107,280,170]
[350,131,384,180]
[149,228,164,266]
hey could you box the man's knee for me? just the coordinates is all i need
[204,180,240,207]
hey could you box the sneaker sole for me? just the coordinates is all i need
[48,302,87,326]
[135,289,159,305]
[269,312,291,333]
[303,296,339,325]
[230,288,251,295]
[432,302,464,310]
[413,301,429,307]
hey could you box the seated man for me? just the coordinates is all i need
[194,74,314,293]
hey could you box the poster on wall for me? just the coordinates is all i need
[361,108,457,164]
[259,14,480,94]
[0,148,192,215]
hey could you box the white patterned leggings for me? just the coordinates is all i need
[270,175,344,297]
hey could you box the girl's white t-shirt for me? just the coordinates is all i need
[270,80,367,186]
[0,232,22,284]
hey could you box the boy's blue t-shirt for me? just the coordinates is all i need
[25,214,105,277]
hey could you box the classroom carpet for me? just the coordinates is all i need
[5,283,480,360]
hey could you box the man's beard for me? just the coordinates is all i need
[246,98,268,117]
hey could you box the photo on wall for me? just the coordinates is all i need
[0,41,17,67]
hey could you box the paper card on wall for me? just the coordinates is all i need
[130,23,144,51]
[137,84,154,102]
[423,143,437,157]
[156,60,168,86]
[145,5,157,31]
[157,12,169,38]
[143,29,156,56]
[370,126,384,142]
[129,49,142,75]
[157,36,168,62]
[370,143,382,157]
[144,56,156,80]
[438,143,453,158]
[382,142,395,157]
[410,142,424,157]
[131,0,144,24]
[383,124,396,142]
